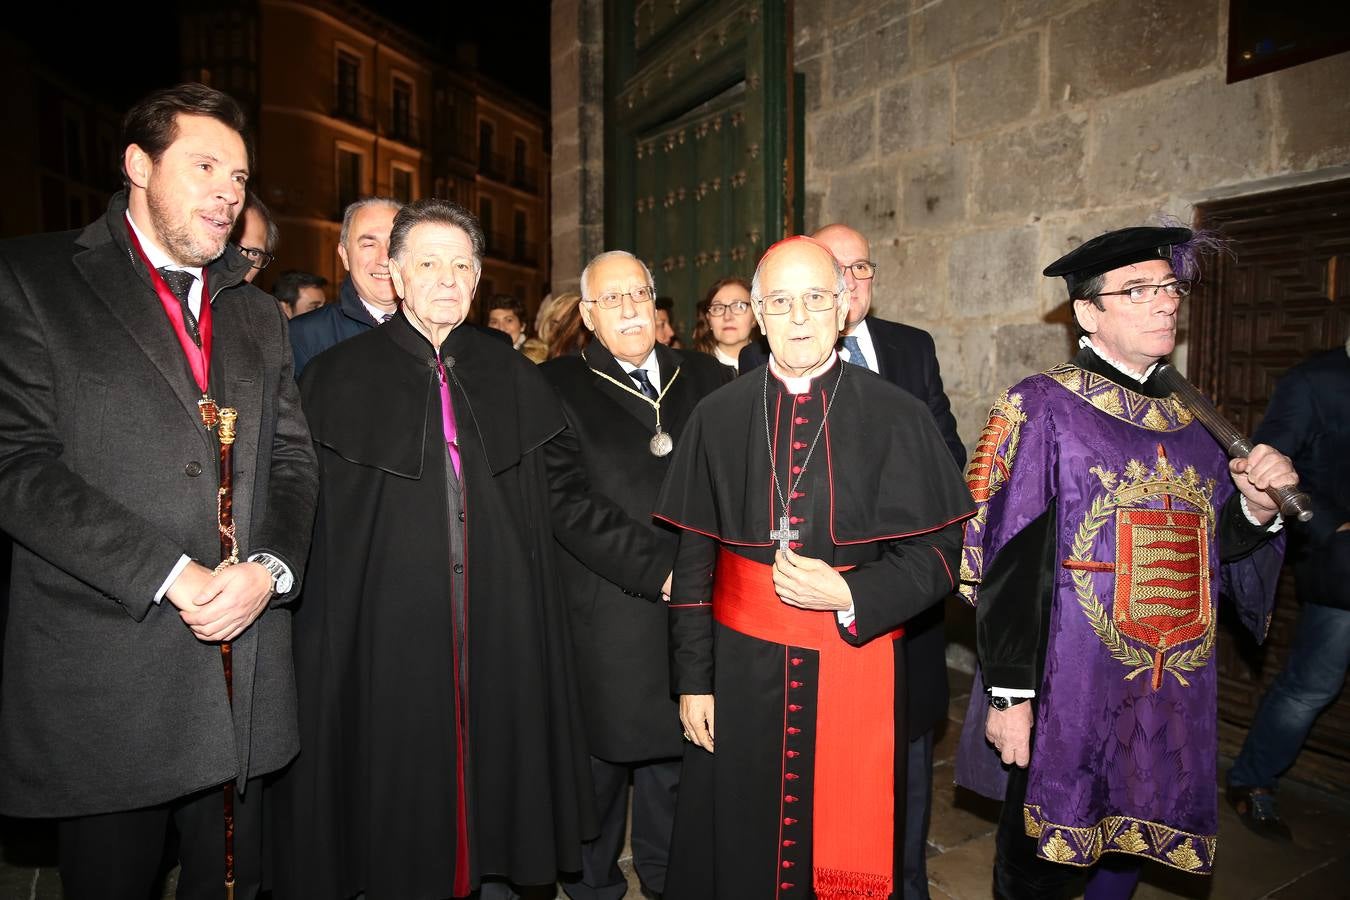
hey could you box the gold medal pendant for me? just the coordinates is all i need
[198,396,220,430]
[650,430,673,457]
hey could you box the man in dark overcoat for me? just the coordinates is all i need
[0,83,317,899]
[542,250,730,900]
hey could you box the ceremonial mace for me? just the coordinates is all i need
[215,407,240,900]
[1153,365,1312,523]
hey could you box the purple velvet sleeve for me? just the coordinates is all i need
[1223,533,1286,643]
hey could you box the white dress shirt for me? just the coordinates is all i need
[127,212,204,317]
[841,317,879,374]
[616,350,662,393]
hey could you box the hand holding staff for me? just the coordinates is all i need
[1154,365,1312,523]
[216,407,239,900]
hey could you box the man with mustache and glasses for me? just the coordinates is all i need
[655,236,974,900]
[0,83,317,899]
[956,226,1296,900]
[541,250,729,900]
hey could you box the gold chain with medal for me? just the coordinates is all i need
[582,352,683,457]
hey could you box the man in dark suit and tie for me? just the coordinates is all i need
[740,222,965,900]
[0,83,317,899]
[288,196,402,376]
[543,250,730,900]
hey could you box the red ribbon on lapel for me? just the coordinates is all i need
[125,218,213,395]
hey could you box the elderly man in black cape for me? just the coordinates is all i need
[271,198,595,899]
[654,236,975,900]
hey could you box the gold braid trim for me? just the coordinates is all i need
[1023,804,1216,874]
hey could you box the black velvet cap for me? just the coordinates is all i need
[1044,226,1192,297]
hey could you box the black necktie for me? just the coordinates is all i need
[380,312,394,323]
[158,267,200,346]
[630,368,658,400]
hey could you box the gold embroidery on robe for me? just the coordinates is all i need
[1024,805,1216,873]
[1064,448,1219,690]
[1044,363,1194,433]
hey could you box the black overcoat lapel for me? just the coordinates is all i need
[580,342,659,433]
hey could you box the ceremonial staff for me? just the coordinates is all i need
[1154,365,1313,522]
[215,407,240,899]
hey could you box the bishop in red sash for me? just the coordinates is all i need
[654,237,974,900]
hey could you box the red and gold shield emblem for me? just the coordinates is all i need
[1064,447,1220,691]
[1113,508,1211,653]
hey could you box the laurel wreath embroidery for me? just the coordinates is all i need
[1068,490,1215,686]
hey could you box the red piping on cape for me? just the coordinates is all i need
[823,390,975,545]
[774,647,792,899]
[929,544,954,590]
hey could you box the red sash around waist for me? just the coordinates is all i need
[712,548,898,900]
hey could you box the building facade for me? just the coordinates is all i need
[181,0,549,313]
[0,34,123,241]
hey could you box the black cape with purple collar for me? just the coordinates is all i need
[271,313,596,899]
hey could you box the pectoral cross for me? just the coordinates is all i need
[770,515,799,551]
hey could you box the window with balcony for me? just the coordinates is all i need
[479,197,495,252]
[337,148,363,216]
[479,121,497,178]
[392,165,414,204]
[513,210,528,263]
[513,138,527,182]
[391,76,413,143]
[336,51,361,120]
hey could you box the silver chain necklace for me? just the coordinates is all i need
[762,362,845,549]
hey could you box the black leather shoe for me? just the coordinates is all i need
[1227,785,1293,841]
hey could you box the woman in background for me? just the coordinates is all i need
[691,276,757,374]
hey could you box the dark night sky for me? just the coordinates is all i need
[2,2,549,111]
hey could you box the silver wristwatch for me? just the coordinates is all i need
[988,694,1030,711]
[250,553,294,595]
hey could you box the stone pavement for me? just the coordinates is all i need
[3,667,1347,899]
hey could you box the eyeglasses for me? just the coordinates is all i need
[707,300,751,317]
[586,286,654,309]
[841,260,877,280]
[237,244,274,270]
[1095,280,1193,303]
[757,289,842,316]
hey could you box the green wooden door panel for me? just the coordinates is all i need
[606,0,798,331]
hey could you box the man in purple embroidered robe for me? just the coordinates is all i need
[955,227,1298,900]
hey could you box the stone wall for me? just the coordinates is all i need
[796,0,1350,449]
[550,0,607,295]
[549,1,1350,438]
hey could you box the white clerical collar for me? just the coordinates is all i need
[1079,336,1157,383]
[125,211,202,282]
[769,351,839,394]
[713,346,740,371]
[617,349,660,390]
